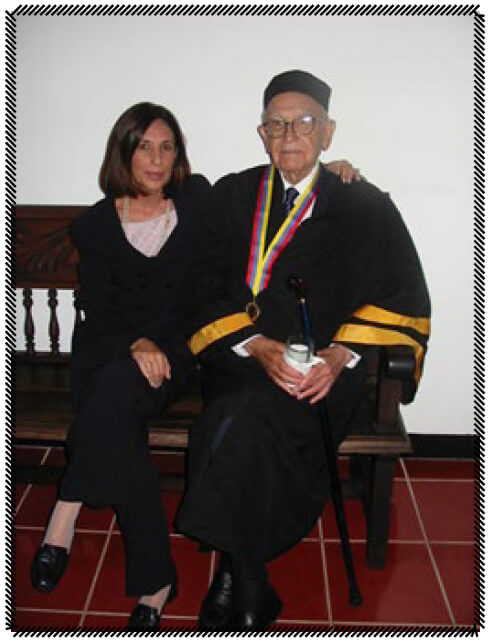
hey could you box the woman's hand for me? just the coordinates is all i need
[245,336,304,394]
[325,160,361,183]
[293,344,352,404]
[130,338,171,388]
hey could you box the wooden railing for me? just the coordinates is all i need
[16,205,85,355]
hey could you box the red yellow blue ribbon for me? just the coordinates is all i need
[246,165,318,296]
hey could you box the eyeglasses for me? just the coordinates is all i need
[260,114,324,138]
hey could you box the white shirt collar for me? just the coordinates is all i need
[279,161,320,197]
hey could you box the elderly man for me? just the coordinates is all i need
[177,70,430,630]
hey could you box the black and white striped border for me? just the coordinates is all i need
[5,3,484,635]
[5,5,17,638]
[7,3,481,16]
[472,4,485,636]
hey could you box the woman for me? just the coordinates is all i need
[30,101,359,629]
[30,102,209,629]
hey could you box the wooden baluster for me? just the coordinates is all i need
[48,288,60,355]
[73,288,83,328]
[23,287,35,354]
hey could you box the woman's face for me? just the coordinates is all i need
[131,119,177,195]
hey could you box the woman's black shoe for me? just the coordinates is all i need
[198,569,234,629]
[127,604,160,629]
[127,583,177,629]
[31,544,69,593]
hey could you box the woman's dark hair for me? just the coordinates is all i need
[99,102,191,198]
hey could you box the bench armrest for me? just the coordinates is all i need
[375,345,416,433]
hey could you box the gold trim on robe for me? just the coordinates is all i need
[352,304,430,335]
[333,323,425,384]
[189,313,254,355]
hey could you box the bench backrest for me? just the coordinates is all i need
[15,203,382,376]
[15,204,413,442]
[16,205,85,356]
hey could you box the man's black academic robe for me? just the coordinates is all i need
[176,164,430,561]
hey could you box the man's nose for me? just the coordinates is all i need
[283,122,297,141]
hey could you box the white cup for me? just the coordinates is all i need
[285,335,314,364]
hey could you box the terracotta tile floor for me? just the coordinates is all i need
[12,447,477,630]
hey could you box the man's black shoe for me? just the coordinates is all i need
[31,544,69,593]
[198,569,234,629]
[229,581,282,631]
[127,604,160,629]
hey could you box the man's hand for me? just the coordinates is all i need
[294,344,352,404]
[325,160,361,184]
[245,336,304,394]
[130,337,171,388]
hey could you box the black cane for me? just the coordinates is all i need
[287,276,362,606]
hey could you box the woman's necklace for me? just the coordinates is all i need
[122,195,171,236]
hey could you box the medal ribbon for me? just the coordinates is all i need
[246,165,318,296]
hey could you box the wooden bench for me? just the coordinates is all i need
[15,204,414,569]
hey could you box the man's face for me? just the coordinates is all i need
[258,91,335,184]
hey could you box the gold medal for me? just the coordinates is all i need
[245,299,261,321]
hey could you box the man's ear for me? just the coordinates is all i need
[322,118,336,151]
[257,125,270,153]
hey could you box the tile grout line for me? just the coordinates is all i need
[17,525,112,534]
[41,447,52,465]
[15,523,469,547]
[317,516,333,625]
[16,524,230,541]
[275,618,329,625]
[16,604,458,629]
[400,458,457,626]
[16,607,84,614]
[83,611,200,620]
[408,478,473,484]
[333,619,457,627]
[78,512,117,627]
[15,484,33,516]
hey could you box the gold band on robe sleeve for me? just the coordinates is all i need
[333,323,426,384]
[189,313,254,355]
[352,305,430,335]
